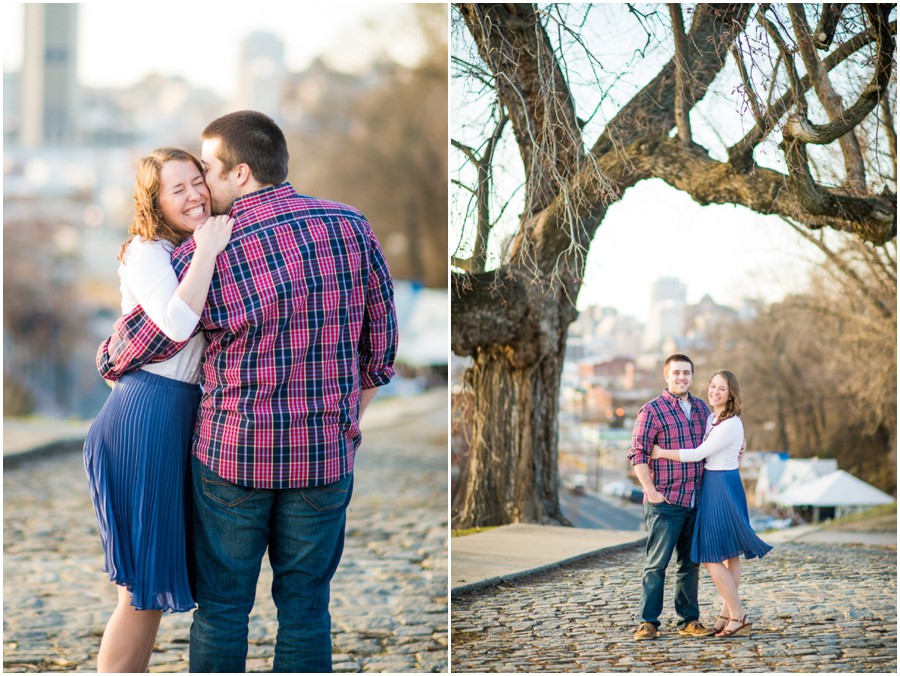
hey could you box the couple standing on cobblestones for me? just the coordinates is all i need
[83,110,398,672]
[628,354,772,642]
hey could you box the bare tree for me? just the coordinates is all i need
[451,3,896,528]
[718,231,896,494]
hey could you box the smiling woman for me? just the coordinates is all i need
[82,147,232,673]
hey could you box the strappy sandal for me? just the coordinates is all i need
[715,615,752,638]
[713,614,729,633]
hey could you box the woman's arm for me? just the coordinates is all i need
[651,418,742,463]
[122,216,232,341]
[173,216,233,314]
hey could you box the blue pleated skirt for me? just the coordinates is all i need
[83,369,200,612]
[691,469,773,564]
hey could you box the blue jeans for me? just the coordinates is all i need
[188,456,353,673]
[639,500,700,628]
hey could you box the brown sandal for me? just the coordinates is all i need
[713,614,729,633]
[716,615,752,638]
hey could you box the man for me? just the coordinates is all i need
[627,354,714,641]
[98,110,398,671]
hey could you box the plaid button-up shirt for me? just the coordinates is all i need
[97,183,398,489]
[627,389,710,508]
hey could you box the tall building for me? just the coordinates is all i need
[642,277,687,351]
[236,32,286,120]
[21,4,80,147]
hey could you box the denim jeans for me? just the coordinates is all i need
[638,500,699,628]
[188,456,353,673]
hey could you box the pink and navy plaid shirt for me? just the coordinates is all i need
[627,389,710,508]
[97,183,397,489]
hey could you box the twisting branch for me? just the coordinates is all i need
[727,17,897,169]
[788,3,867,190]
[780,5,896,228]
[669,3,693,146]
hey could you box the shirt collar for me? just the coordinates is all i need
[228,182,296,219]
[661,389,696,408]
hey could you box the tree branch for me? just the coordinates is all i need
[731,43,766,130]
[728,17,897,169]
[788,3,867,189]
[813,3,848,49]
[669,3,694,146]
[625,137,896,244]
[457,3,585,216]
[591,4,751,159]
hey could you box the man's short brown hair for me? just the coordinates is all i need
[202,110,289,186]
[663,353,694,377]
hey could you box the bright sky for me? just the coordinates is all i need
[3,2,430,99]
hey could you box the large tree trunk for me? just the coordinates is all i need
[452,271,579,528]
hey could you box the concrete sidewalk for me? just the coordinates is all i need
[763,522,896,547]
[452,524,646,595]
[451,518,896,596]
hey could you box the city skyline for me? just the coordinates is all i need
[3,2,429,100]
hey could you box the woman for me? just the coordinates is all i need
[651,370,771,638]
[83,148,233,672]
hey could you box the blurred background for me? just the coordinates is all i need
[3,3,448,420]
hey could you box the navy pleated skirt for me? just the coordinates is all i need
[691,469,773,564]
[84,369,200,612]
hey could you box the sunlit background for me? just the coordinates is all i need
[3,3,448,420]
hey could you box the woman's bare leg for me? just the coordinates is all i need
[716,557,742,630]
[97,586,162,673]
[704,561,745,634]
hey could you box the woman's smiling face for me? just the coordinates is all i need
[157,159,210,235]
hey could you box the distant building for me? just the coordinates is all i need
[236,32,287,121]
[21,4,80,147]
[642,277,686,351]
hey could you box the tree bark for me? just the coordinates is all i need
[452,270,578,527]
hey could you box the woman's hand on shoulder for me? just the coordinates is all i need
[194,215,234,256]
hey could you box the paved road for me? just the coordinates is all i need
[3,390,448,673]
[559,490,643,531]
[451,540,896,673]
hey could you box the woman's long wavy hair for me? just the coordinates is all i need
[118,148,204,262]
[711,369,742,426]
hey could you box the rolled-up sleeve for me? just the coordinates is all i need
[96,305,190,381]
[628,406,658,466]
[358,230,398,389]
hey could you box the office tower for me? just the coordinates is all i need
[21,3,80,146]
[642,277,687,351]
[236,31,286,120]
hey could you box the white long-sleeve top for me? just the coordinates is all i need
[677,414,744,470]
[118,237,206,383]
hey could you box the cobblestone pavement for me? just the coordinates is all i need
[3,390,448,673]
[451,540,896,673]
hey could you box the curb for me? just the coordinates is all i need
[3,438,87,468]
[451,537,646,596]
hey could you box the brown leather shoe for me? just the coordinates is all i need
[678,620,716,637]
[633,622,658,640]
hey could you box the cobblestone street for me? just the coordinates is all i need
[452,540,896,672]
[3,390,448,673]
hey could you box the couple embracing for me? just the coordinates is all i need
[629,354,772,641]
[83,110,398,672]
